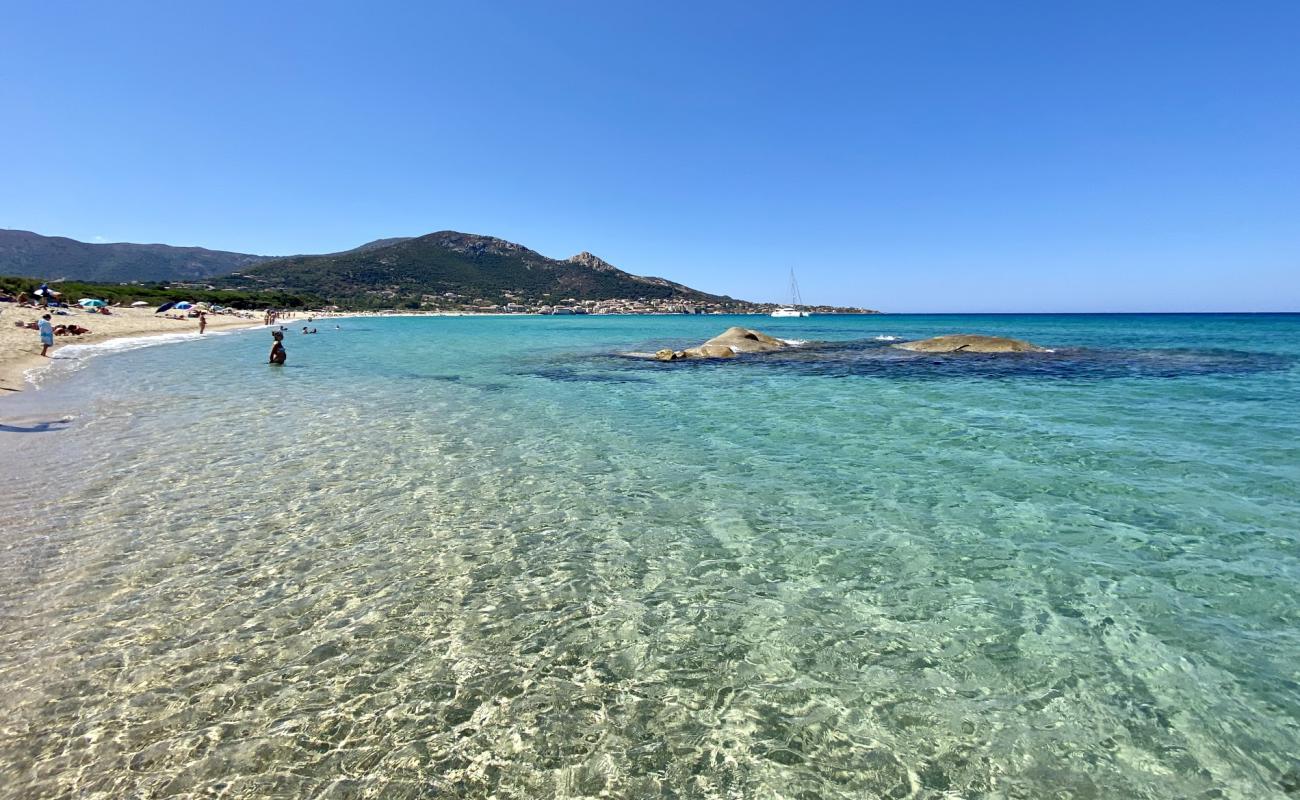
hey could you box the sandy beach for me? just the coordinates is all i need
[0,305,266,393]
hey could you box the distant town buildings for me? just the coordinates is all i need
[212,279,874,315]
[407,295,873,315]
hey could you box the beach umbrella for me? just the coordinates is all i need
[79,298,107,308]
[130,301,149,307]
[174,301,194,310]
[155,301,177,314]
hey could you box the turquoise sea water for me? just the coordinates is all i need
[1,314,1298,799]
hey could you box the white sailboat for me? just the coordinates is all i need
[771,268,811,317]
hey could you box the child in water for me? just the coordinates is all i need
[269,330,287,365]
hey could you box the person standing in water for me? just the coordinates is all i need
[38,314,54,357]
[198,312,207,334]
[269,330,286,365]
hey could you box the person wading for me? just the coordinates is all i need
[268,330,286,365]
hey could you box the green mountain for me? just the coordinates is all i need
[3,228,751,309]
[218,231,733,307]
[0,228,269,282]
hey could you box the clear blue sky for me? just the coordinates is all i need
[3,1,1297,311]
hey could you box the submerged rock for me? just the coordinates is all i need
[654,348,687,361]
[893,334,1047,353]
[654,327,792,361]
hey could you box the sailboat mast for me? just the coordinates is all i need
[770,268,811,317]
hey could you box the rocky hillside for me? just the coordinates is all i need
[219,231,732,308]
[0,229,269,283]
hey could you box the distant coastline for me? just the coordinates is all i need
[1,229,879,315]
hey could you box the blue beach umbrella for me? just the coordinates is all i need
[79,298,107,308]
[174,302,194,310]
[154,301,177,314]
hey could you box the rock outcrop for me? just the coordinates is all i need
[703,327,790,353]
[654,327,792,361]
[893,334,1047,353]
[566,251,621,273]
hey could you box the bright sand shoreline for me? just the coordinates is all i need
[0,306,268,394]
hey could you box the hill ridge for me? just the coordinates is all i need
[0,228,270,282]
[224,230,736,309]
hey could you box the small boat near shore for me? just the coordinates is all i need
[771,268,811,317]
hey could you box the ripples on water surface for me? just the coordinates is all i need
[1,314,1298,799]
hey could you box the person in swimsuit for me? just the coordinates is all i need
[269,330,287,365]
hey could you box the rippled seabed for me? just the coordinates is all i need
[1,314,1298,799]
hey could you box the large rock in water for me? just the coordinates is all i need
[893,334,1046,353]
[654,327,791,360]
[702,327,789,353]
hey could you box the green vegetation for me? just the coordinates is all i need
[2,230,760,312]
[218,231,732,309]
[0,276,315,309]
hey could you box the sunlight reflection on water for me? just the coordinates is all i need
[1,314,1298,798]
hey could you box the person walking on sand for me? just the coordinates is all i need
[199,312,207,334]
[38,314,54,357]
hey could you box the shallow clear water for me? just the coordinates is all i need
[1,314,1298,799]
